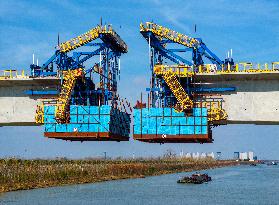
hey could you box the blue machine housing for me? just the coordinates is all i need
[134,107,208,135]
[44,105,131,141]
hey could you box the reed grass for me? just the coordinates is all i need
[0,157,238,192]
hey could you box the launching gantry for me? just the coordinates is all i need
[0,21,278,144]
[32,23,131,141]
[133,22,279,143]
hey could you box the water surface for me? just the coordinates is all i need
[1,164,278,205]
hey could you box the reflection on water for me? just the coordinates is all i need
[1,165,279,205]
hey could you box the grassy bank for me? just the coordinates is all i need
[0,158,240,193]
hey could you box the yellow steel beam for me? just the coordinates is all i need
[35,104,44,124]
[58,25,128,53]
[55,68,84,123]
[207,108,227,122]
[195,101,228,122]
[162,70,193,112]
[140,22,199,48]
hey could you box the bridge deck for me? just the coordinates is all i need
[0,77,60,126]
[0,72,278,125]
[195,71,279,81]
[194,72,279,125]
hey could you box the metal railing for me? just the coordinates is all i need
[154,62,279,77]
[0,70,28,79]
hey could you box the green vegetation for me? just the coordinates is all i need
[0,157,238,192]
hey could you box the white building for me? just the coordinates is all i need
[192,152,200,159]
[185,153,191,158]
[206,152,215,159]
[183,152,215,159]
[248,151,254,161]
[238,151,254,161]
[200,153,207,158]
[239,152,248,160]
[179,150,184,157]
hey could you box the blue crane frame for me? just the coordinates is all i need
[30,27,127,106]
[140,27,230,108]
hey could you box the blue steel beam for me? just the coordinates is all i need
[146,88,163,92]
[148,33,193,65]
[168,48,192,52]
[41,52,59,70]
[161,47,193,65]
[200,43,223,66]
[25,90,59,95]
[84,43,104,47]
[85,51,120,75]
[148,36,180,64]
[191,87,236,92]
[73,46,106,68]
[141,29,224,68]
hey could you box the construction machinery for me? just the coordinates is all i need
[133,22,279,143]
[33,23,131,141]
[133,22,238,143]
[1,21,279,143]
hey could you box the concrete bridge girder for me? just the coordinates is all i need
[0,72,279,126]
[0,78,59,126]
[196,72,279,125]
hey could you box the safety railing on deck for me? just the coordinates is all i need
[214,62,279,73]
[0,70,28,79]
[154,64,194,77]
[154,62,279,77]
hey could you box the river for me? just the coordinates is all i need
[0,164,278,205]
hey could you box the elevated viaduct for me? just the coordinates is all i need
[196,71,279,124]
[0,71,278,126]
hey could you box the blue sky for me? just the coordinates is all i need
[0,0,278,159]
